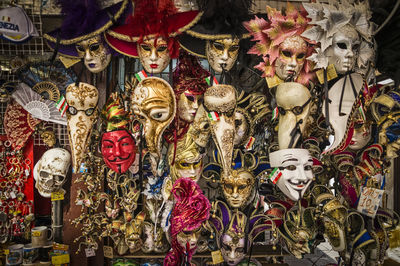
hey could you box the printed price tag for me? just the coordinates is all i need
[85,248,95,257]
[4,249,9,255]
[211,250,224,264]
[32,231,42,237]
[52,254,70,264]
[51,191,64,201]
[357,187,384,218]
[103,245,113,258]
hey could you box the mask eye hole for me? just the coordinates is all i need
[292,106,303,115]
[186,95,195,102]
[352,43,360,51]
[85,108,95,116]
[140,44,151,51]
[224,184,233,193]
[238,185,246,191]
[67,106,78,115]
[304,165,312,171]
[229,45,239,52]
[76,45,85,52]
[337,42,347,49]
[235,119,243,127]
[282,50,292,57]
[157,46,167,52]
[236,247,245,253]
[212,42,224,51]
[285,165,297,171]
[149,109,169,121]
[90,43,100,52]
[297,53,305,59]
[39,171,49,178]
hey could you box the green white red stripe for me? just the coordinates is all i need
[205,76,219,86]
[245,136,255,150]
[268,168,282,184]
[56,95,68,117]
[208,111,220,121]
[271,107,278,121]
[359,104,366,122]
[135,70,148,82]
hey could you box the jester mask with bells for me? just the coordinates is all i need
[302,0,374,76]
[33,148,71,198]
[203,150,269,210]
[244,3,316,87]
[131,77,176,168]
[269,149,314,201]
[66,82,98,172]
[208,201,276,266]
[276,82,312,149]
[204,84,237,176]
[101,94,136,174]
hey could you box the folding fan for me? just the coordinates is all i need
[17,60,77,102]
[12,83,67,126]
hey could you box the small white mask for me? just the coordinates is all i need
[269,149,313,201]
[33,148,71,198]
[325,25,360,75]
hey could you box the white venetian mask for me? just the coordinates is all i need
[138,37,171,74]
[275,35,307,81]
[269,149,314,201]
[206,38,239,73]
[76,35,111,73]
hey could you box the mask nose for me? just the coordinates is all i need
[150,49,158,61]
[221,49,229,61]
[296,165,308,182]
[288,56,297,68]
[192,97,199,109]
[229,250,236,259]
[85,50,93,62]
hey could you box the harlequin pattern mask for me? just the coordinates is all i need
[66,82,98,172]
[76,35,111,73]
[101,130,136,173]
[269,149,314,201]
[276,82,311,149]
[131,77,175,160]
[206,38,240,73]
[138,37,171,74]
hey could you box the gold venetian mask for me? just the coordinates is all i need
[138,37,171,74]
[275,35,307,81]
[206,38,240,73]
[221,169,255,209]
[76,35,111,73]
[177,225,202,251]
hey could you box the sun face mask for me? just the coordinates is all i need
[206,38,240,73]
[76,35,112,73]
[269,149,314,201]
[275,35,307,81]
[204,84,237,176]
[221,169,255,209]
[132,77,175,160]
[66,82,98,172]
[138,37,171,74]
[276,82,311,149]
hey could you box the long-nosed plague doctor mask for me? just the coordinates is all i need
[65,82,99,172]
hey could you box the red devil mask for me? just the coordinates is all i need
[101,129,136,173]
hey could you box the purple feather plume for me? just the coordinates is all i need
[56,0,100,39]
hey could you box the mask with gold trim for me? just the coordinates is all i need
[275,82,311,149]
[125,212,145,253]
[348,111,372,152]
[204,84,237,177]
[206,38,240,73]
[191,104,211,147]
[138,37,171,74]
[75,35,111,73]
[131,77,176,165]
[66,82,98,172]
[275,35,307,81]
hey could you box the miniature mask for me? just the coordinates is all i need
[66,82,98,172]
[206,38,240,73]
[76,35,111,73]
[276,82,311,149]
[138,37,171,74]
[131,77,175,162]
[269,149,313,201]
[275,35,307,81]
[33,148,71,198]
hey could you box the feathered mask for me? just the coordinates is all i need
[244,3,316,85]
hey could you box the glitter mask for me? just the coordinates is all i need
[276,82,311,149]
[275,35,307,81]
[66,82,98,172]
[131,77,176,161]
[178,92,202,123]
[206,38,240,73]
[76,35,111,73]
[138,37,171,74]
[269,149,314,201]
[221,170,255,209]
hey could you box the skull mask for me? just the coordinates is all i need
[33,148,71,198]
[276,82,311,149]
[66,82,99,172]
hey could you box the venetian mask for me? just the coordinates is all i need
[138,37,171,74]
[325,24,360,75]
[275,35,307,81]
[66,82,98,172]
[206,38,240,73]
[131,77,175,161]
[125,212,145,254]
[348,114,372,151]
[221,169,255,209]
[191,104,211,147]
[379,115,400,159]
[76,35,111,73]
[276,82,311,149]
[174,0,198,12]
[269,149,313,201]
[177,91,202,123]
[233,109,250,147]
[33,148,71,198]
[204,85,237,176]
[176,226,202,251]
[101,129,136,173]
